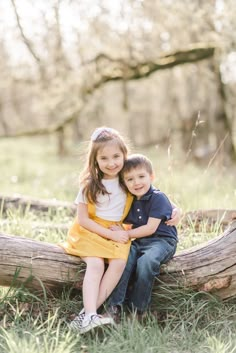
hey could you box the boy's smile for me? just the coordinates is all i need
[123,167,154,199]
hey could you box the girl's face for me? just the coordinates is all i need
[96,141,125,179]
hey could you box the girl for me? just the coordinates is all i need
[62,127,133,333]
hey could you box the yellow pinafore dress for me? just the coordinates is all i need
[61,193,133,261]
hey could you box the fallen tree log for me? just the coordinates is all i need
[0,194,76,216]
[181,209,236,230]
[1,194,235,230]
[0,221,236,299]
[160,220,236,299]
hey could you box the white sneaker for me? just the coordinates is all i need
[69,308,85,330]
[80,314,115,334]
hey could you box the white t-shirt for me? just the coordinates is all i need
[75,177,127,221]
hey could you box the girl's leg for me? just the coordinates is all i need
[82,257,105,314]
[96,258,126,309]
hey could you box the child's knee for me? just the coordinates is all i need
[137,256,160,276]
[110,258,127,272]
[86,257,105,274]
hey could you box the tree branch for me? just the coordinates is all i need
[1,41,216,138]
[10,0,45,78]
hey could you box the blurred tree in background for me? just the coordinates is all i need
[0,0,235,162]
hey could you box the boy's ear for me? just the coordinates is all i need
[151,173,155,181]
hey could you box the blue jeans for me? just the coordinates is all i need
[108,236,177,312]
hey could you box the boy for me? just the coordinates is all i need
[108,153,178,318]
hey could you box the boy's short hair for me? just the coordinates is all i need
[122,154,153,176]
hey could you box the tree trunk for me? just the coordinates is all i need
[0,221,236,299]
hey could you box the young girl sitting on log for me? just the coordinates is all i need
[62,127,133,333]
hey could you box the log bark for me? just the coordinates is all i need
[0,221,236,299]
[160,221,236,299]
[0,232,83,293]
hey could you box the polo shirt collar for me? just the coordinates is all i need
[134,185,156,201]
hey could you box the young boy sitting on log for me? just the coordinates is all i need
[107,153,178,319]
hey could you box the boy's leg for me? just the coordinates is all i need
[128,238,177,312]
[107,243,139,307]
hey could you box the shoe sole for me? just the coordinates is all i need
[80,319,115,334]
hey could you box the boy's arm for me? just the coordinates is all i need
[127,217,161,239]
[77,203,129,243]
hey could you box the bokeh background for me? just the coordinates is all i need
[0,3,236,352]
[1,0,236,163]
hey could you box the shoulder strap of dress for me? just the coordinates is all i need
[121,192,134,221]
[88,201,96,217]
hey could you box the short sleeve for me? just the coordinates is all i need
[75,188,87,204]
[148,192,172,221]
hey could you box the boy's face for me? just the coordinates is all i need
[123,166,153,199]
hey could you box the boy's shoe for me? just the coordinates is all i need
[106,305,122,323]
[126,308,148,323]
[80,314,115,334]
[68,308,85,330]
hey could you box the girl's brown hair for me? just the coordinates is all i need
[80,127,128,204]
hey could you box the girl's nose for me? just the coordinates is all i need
[107,160,115,167]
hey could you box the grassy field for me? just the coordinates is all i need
[0,136,236,353]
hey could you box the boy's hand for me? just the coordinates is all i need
[111,230,129,243]
[166,207,182,226]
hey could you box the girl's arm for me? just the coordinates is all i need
[126,217,161,239]
[166,202,182,226]
[77,203,129,244]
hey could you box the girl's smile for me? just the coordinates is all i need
[96,141,124,179]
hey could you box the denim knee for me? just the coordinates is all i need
[136,255,160,278]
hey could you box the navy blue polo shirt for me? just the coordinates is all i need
[124,186,177,240]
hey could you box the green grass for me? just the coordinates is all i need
[0,136,236,352]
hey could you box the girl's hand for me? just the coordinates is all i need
[109,224,123,231]
[111,230,129,243]
[166,207,182,226]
